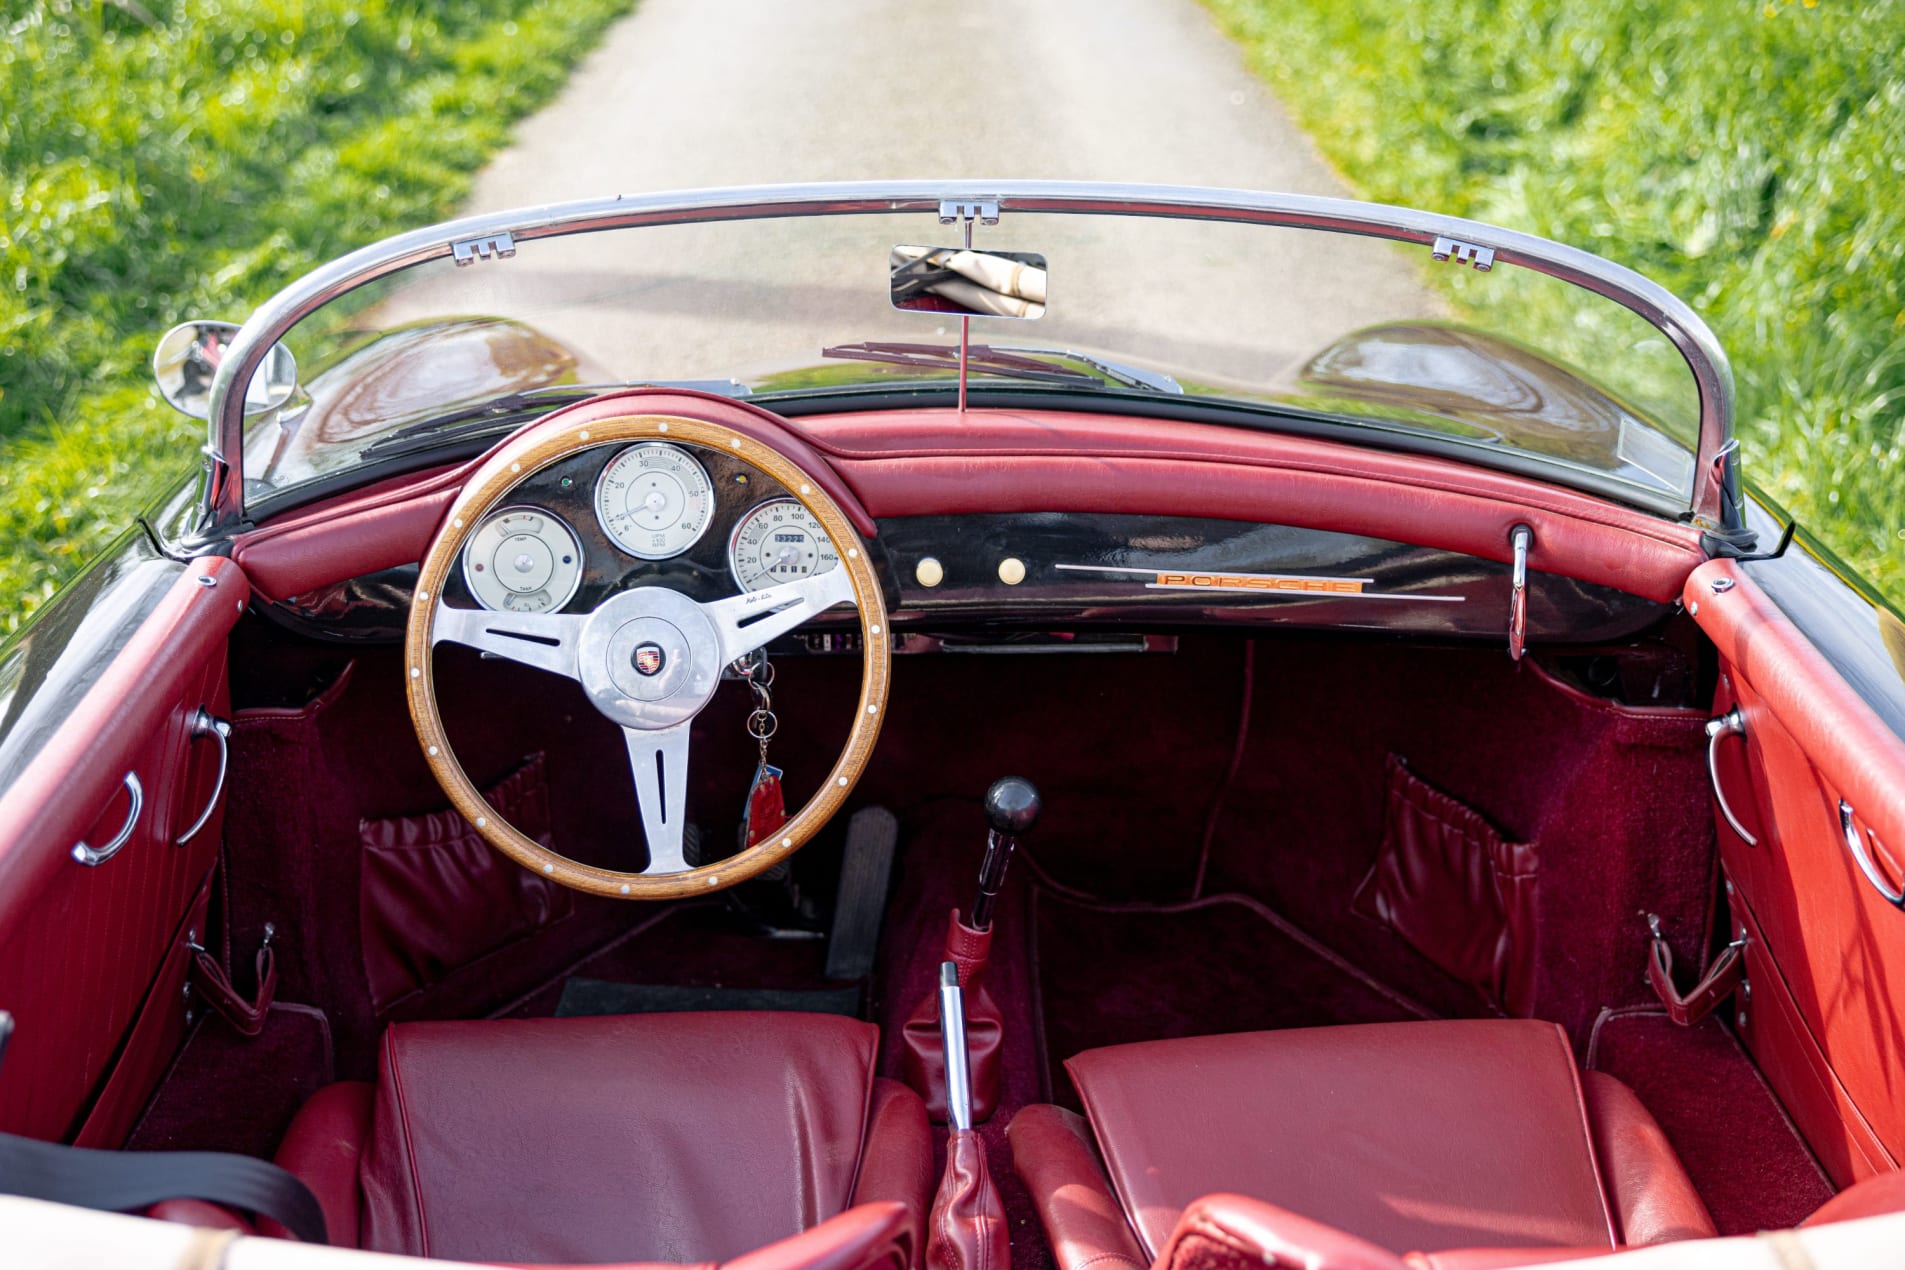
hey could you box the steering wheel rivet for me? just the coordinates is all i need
[453,518,463,529]
[580,430,590,440]
[511,462,521,473]
[411,667,420,678]
[545,863,555,874]
[658,422,669,432]
[838,777,848,787]
[782,836,792,848]
[620,884,631,894]
[418,588,429,600]
[800,484,811,495]
[730,438,742,449]
[476,816,487,827]
[428,745,438,756]
[868,704,877,714]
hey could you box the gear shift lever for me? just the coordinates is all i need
[970,777,1041,932]
[902,776,1040,1123]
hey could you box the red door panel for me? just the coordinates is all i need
[0,557,244,1142]
[1691,559,1905,1186]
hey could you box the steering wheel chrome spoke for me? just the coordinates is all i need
[433,604,585,680]
[704,567,857,664]
[408,409,888,900]
[623,721,694,875]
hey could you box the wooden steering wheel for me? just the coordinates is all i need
[405,409,890,899]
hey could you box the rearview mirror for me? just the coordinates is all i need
[153,321,299,419]
[890,246,1046,320]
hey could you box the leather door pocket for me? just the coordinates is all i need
[1355,754,1538,1016]
[358,753,570,1015]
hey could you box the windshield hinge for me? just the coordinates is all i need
[451,232,517,267]
[1431,236,1495,272]
[938,200,999,226]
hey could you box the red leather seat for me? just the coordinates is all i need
[271,1012,932,1265]
[1008,1019,1717,1269]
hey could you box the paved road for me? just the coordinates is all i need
[380,0,1433,389]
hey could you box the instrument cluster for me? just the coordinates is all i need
[452,441,839,615]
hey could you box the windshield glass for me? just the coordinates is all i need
[251,209,1702,510]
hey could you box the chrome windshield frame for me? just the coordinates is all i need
[202,181,1735,537]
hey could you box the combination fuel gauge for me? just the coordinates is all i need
[462,507,585,614]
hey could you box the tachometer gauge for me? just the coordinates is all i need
[594,442,716,559]
[728,498,841,591]
[462,507,585,614]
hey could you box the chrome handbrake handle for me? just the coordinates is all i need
[938,961,973,1132]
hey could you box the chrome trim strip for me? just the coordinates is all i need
[206,182,1734,535]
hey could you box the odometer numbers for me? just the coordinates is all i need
[728,498,841,591]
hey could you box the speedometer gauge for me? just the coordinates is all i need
[728,498,840,591]
[462,507,584,614]
[594,442,715,559]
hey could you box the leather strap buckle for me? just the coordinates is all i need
[1646,913,1745,1027]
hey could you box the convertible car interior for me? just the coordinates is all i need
[3,186,1904,1268]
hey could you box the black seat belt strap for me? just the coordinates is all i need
[0,1132,328,1246]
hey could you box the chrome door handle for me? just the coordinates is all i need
[72,772,144,867]
[1704,708,1759,847]
[1840,801,1905,908]
[175,709,233,846]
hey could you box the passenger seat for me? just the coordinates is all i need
[1008,1019,1713,1268]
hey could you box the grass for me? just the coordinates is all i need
[1203,0,1905,603]
[0,0,634,633]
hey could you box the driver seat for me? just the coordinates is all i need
[269,1011,932,1264]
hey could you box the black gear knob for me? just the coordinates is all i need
[984,777,1041,837]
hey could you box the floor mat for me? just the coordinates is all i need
[1587,1006,1833,1234]
[556,978,863,1018]
[128,1003,333,1159]
[1034,890,1429,1108]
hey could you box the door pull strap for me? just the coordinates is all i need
[189,924,277,1039]
[1646,914,1745,1027]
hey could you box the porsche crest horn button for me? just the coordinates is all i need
[633,643,666,676]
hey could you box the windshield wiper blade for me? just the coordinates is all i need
[987,346,1182,394]
[819,342,1179,393]
[821,342,1101,386]
[358,379,752,458]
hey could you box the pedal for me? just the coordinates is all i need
[825,806,898,980]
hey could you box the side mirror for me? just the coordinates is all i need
[890,246,1046,319]
[153,321,299,419]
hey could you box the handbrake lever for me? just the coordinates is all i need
[938,961,973,1131]
[927,961,1007,1270]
